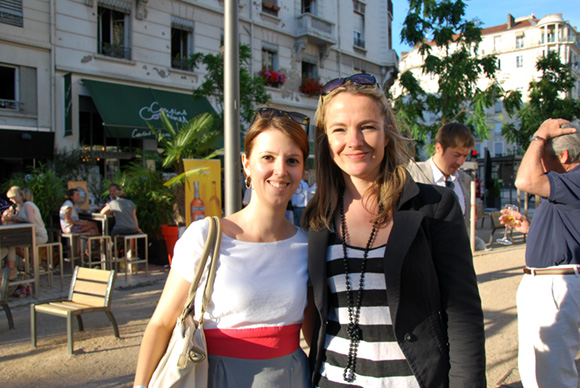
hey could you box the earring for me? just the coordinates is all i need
[245,176,251,189]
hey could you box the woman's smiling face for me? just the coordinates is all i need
[324,92,387,183]
[243,128,304,208]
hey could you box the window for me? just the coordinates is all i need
[0,0,23,27]
[494,36,501,51]
[353,2,365,48]
[516,55,523,68]
[516,35,524,49]
[494,142,504,157]
[262,46,278,70]
[302,61,317,80]
[262,1,280,17]
[0,65,20,110]
[98,3,131,60]
[171,17,194,71]
[494,100,502,114]
[494,122,502,134]
[302,0,315,14]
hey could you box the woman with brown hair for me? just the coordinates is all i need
[134,107,313,388]
[303,74,485,387]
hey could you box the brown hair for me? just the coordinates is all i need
[435,122,475,151]
[304,81,413,230]
[243,110,310,185]
[65,188,78,201]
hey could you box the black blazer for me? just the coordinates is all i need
[307,178,486,387]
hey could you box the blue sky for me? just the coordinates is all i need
[391,0,580,55]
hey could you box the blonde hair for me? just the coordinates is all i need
[6,186,22,199]
[21,188,34,202]
[304,82,413,230]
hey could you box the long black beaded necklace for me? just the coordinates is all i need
[339,191,381,382]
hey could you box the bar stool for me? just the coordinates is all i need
[60,232,89,271]
[113,233,148,281]
[36,241,64,289]
[80,235,113,269]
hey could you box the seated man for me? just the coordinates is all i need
[100,190,142,237]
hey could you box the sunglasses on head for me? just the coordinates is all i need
[321,73,379,96]
[252,108,310,131]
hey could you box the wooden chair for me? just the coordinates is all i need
[30,266,119,354]
[488,211,506,245]
[1,267,15,330]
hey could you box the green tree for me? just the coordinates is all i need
[1,163,65,225]
[189,43,271,128]
[502,51,580,150]
[393,0,521,145]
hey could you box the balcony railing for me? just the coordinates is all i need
[98,42,131,60]
[0,99,22,110]
[296,13,336,46]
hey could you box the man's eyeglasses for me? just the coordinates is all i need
[252,108,310,131]
[321,73,379,96]
[445,179,455,190]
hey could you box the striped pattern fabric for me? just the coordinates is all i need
[316,233,419,387]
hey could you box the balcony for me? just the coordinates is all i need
[296,13,336,47]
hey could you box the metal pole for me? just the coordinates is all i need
[224,0,241,216]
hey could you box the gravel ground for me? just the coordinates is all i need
[0,280,164,388]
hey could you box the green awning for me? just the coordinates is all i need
[82,79,216,139]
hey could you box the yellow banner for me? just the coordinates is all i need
[183,159,222,226]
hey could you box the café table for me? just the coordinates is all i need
[0,223,38,298]
[78,211,113,236]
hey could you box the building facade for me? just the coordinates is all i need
[0,0,398,182]
[393,12,580,158]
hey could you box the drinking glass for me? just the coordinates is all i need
[497,204,519,245]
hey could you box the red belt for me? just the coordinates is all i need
[204,324,301,359]
[524,266,580,276]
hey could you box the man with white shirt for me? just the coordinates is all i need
[408,123,474,229]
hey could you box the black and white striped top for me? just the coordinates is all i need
[316,233,419,387]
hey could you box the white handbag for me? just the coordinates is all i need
[149,216,222,388]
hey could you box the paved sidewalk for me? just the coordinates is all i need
[0,222,577,387]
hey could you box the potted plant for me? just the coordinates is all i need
[148,110,221,262]
[299,76,323,97]
[115,161,175,265]
[259,68,286,88]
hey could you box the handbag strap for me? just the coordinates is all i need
[179,216,222,322]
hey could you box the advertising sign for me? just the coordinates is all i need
[183,159,222,226]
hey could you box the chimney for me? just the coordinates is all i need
[507,14,515,29]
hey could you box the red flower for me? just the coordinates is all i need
[259,68,286,87]
[299,76,323,97]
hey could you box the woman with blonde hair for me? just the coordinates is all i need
[1,186,48,279]
[303,74,485,387]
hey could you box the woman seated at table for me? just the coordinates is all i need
[99,190,142,237]
[2,186,50,279]
[59,188,98,235]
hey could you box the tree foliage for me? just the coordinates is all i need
[502,51,580,150]
[393,0,521,144]
[1,163,65,225]
[189,43,271,127]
